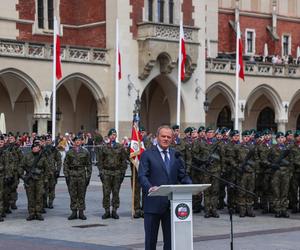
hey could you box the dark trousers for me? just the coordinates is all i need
[144,211,171,250]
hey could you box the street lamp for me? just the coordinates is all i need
[203,97,210,113]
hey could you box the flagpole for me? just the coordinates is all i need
[52,16,58,142]
[115,19,119,138]
[234,21,240,131]
[176,19,183,126]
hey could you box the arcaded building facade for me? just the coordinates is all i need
[1,0,300,137]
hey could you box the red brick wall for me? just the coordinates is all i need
[219,12,300,57]
[130,0,144,38]
[16,0,106,48]
[182,0,194,26]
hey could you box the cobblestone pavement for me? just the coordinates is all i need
[1,166,300,250]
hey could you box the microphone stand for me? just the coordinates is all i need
[190,164,257,250]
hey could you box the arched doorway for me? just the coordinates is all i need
[217,106,233,129]
[140,75,183,134]
[0,74,35,133]
[57,79,98,134]
[257,107,277,132]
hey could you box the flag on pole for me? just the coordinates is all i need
[118,48,122,80]
[129,114,145,170]
[237,22,244,81]
[55,35,62,80]
[180,22,186,81]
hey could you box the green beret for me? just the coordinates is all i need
[231,130,239,136]
[276,132,285,139]
[215,128,222,134]
[294,130,300,137]
[139,126,145,132]
[0,135,4,141]
[249,129,256,134]
[263,129,272,135]
[254,132,261,139]
[198,126,205,133]
[206,127,214,133]
[172,124,179,130]
[285,130,293,137]
[8,132,14,137]
[184,127,192,134]
[221,127,229,134]
[191,127,197,132]
[242,130,251,136]
[108,128,117,136]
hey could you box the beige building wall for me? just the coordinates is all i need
[0,0,18,39]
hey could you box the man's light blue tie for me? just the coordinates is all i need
[162,150,170,175]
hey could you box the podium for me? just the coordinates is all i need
[149,184,210,250]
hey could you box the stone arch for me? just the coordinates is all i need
[287,89,300,130]
[245,84,282,120]
[206,81,235,114]
[0,68,43,112]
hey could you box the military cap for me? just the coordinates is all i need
[191,127,197,132]
[285,130,293,137]
[31,141,41,148]
[172,124,179,130]
[206,127,214,133]
[276,132,285,139]
[215,128,222,134]
[242,130,251,136]
[184,127,192,134]
[140,125,145,132]
[0,135,4,141]
[254,132,262,139]
[108,128,117,136]
[221,127,229,134]
[263,129,272,135]
[8,132,14,137]
[250,129,256,135]
[294,130,300,137]
[40,135,46,141]
[231,130,239,136]
[198,126,205,133]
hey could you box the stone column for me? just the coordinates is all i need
[97,114,110,136]
[277,121,287,133]
[34,114,51,135]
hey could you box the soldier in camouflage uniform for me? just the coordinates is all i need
[237,130,256,217]
[43,136,62,209]
[201,128,222,218]
[269,132,291,218]
[64,136,92,220]
[0,135,13,222]
[223,130,240,212]
[6,133,23,211]
[20,140,49,221]
[288,130,300,213]
[96,129,127,219]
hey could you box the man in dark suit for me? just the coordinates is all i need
[138,125,192,250]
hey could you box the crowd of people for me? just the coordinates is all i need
[0,125,300,222]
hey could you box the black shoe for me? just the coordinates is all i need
[211,210,220,218]
[35,214,44,221]
[48,202,54,209]
[5,209,12,214]
[1,213,6,218]
[78,210,87,220]
[41,208,47,214]
[111,211,119,219]
[0,217,4,222]
[204,213,211,218]
[26,214,35,221]
[11,204,17,210]
[102,211,111,219]
[281,211,290,218]
[68,210,77,220]
[275,212,281,218]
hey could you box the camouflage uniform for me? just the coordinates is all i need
[288,141,300,213]
[236,143,256,217]
[96,141,127,217]
[21,150,49,219]
[6,143,23,210]
[268,142,291,217]
[0,146,12,221]
[43,145,62,208]
[64,147,92,213]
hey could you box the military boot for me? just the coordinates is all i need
[239,206,246,218]
[281,210,290,218]
[26,214,35,221]
[102,209,111,219]
[11,203,17,210]
[68,210,78,220]
[111,210,119,219]
[0,217,4,222]
[5,208,12,214]
[246,206,256,217]
[48,201,54,209]
[274,211,281,218]
[41,208,47,214]
[211,210,220,218]
[78,210,87,220]
[35,214,44,221]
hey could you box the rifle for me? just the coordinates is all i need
[22,151,45,187]
[269,148,290,171]
[239,146,255,173]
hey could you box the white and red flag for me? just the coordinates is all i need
[180,22,187,81]
[55,34,62,80]
[237,22,244,81]
[129,114,145,169]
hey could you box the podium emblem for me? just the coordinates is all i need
[175,203,190,220]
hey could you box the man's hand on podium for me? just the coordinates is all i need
[148,186,159,193]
